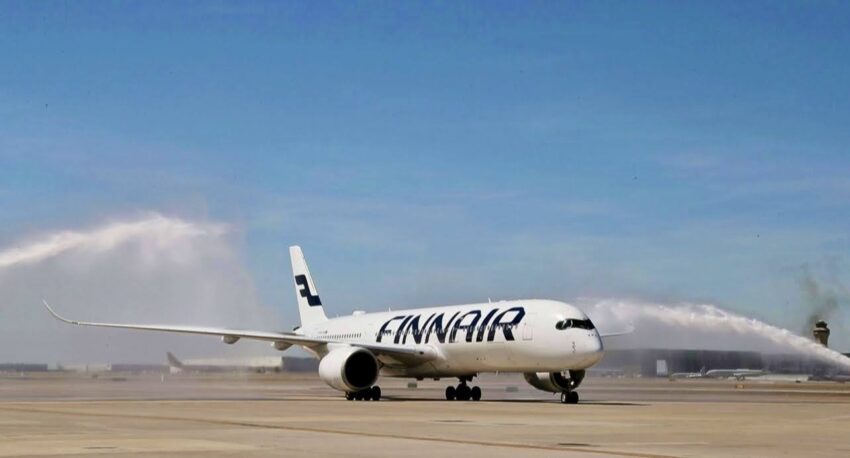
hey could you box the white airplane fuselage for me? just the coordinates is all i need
[301,299,604,378]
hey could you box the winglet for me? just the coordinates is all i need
[42,300,79,325]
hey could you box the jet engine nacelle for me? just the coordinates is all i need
[318,346,379,392]
[523,370,586,393]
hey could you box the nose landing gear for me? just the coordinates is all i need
[560,390,579,404]
[445,376,481,401]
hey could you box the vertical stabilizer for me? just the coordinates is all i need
[289,246,328,327]
[166,352,184,369]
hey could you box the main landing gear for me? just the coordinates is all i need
[560,390,579,404]
[345,386,381,401]
[445,376,481,401]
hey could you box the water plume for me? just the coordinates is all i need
[0,214,226,269]
[585,299,850,372]
[0,214,278,364]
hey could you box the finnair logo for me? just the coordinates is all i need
[376,306,525,344]
[295,274,322,306]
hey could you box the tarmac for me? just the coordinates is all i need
[1,372,849,457]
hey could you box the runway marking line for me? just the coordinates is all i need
[0,404,680,458]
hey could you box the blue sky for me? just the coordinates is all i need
[2,1,850,346]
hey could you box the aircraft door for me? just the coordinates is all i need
[522,313,535,340]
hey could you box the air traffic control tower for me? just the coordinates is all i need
[813,320,830,347]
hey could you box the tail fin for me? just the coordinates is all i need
[289,246,328,327]
[166,352,184,369]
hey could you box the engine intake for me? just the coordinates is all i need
[318,347,379,392]
[523,370,585,393]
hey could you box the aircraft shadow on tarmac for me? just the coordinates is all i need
[380,396,646,406]
[99,395,644,406]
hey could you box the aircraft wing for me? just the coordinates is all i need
[43,300,436,363]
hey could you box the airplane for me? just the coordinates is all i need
[669,367,766,381]
[44,246,627,404]
[166,352,284,373]
[704,368,766,380]
[669,366,707,379]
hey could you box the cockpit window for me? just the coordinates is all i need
[555,318,595,330]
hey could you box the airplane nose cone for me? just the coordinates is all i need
[594,333,604,352]
[585,334,604,365]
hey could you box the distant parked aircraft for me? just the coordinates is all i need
[670,367,765,381]
[669,366,707,379]
[704,368,766,380]
[166,352,283,373]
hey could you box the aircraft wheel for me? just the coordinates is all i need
[568,391,579,404]
[560,392,569,404]
[456,384,471,401]
[345,392,355,401]
[470,386,481,401]
[445,385,456,400]
[371,386,381,401]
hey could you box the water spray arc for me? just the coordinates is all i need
[0,214,226,270]
[586,300,850,372]
[0,214,268,363]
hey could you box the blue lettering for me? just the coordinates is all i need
[376,316,405,343]
[487,307,526,342]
